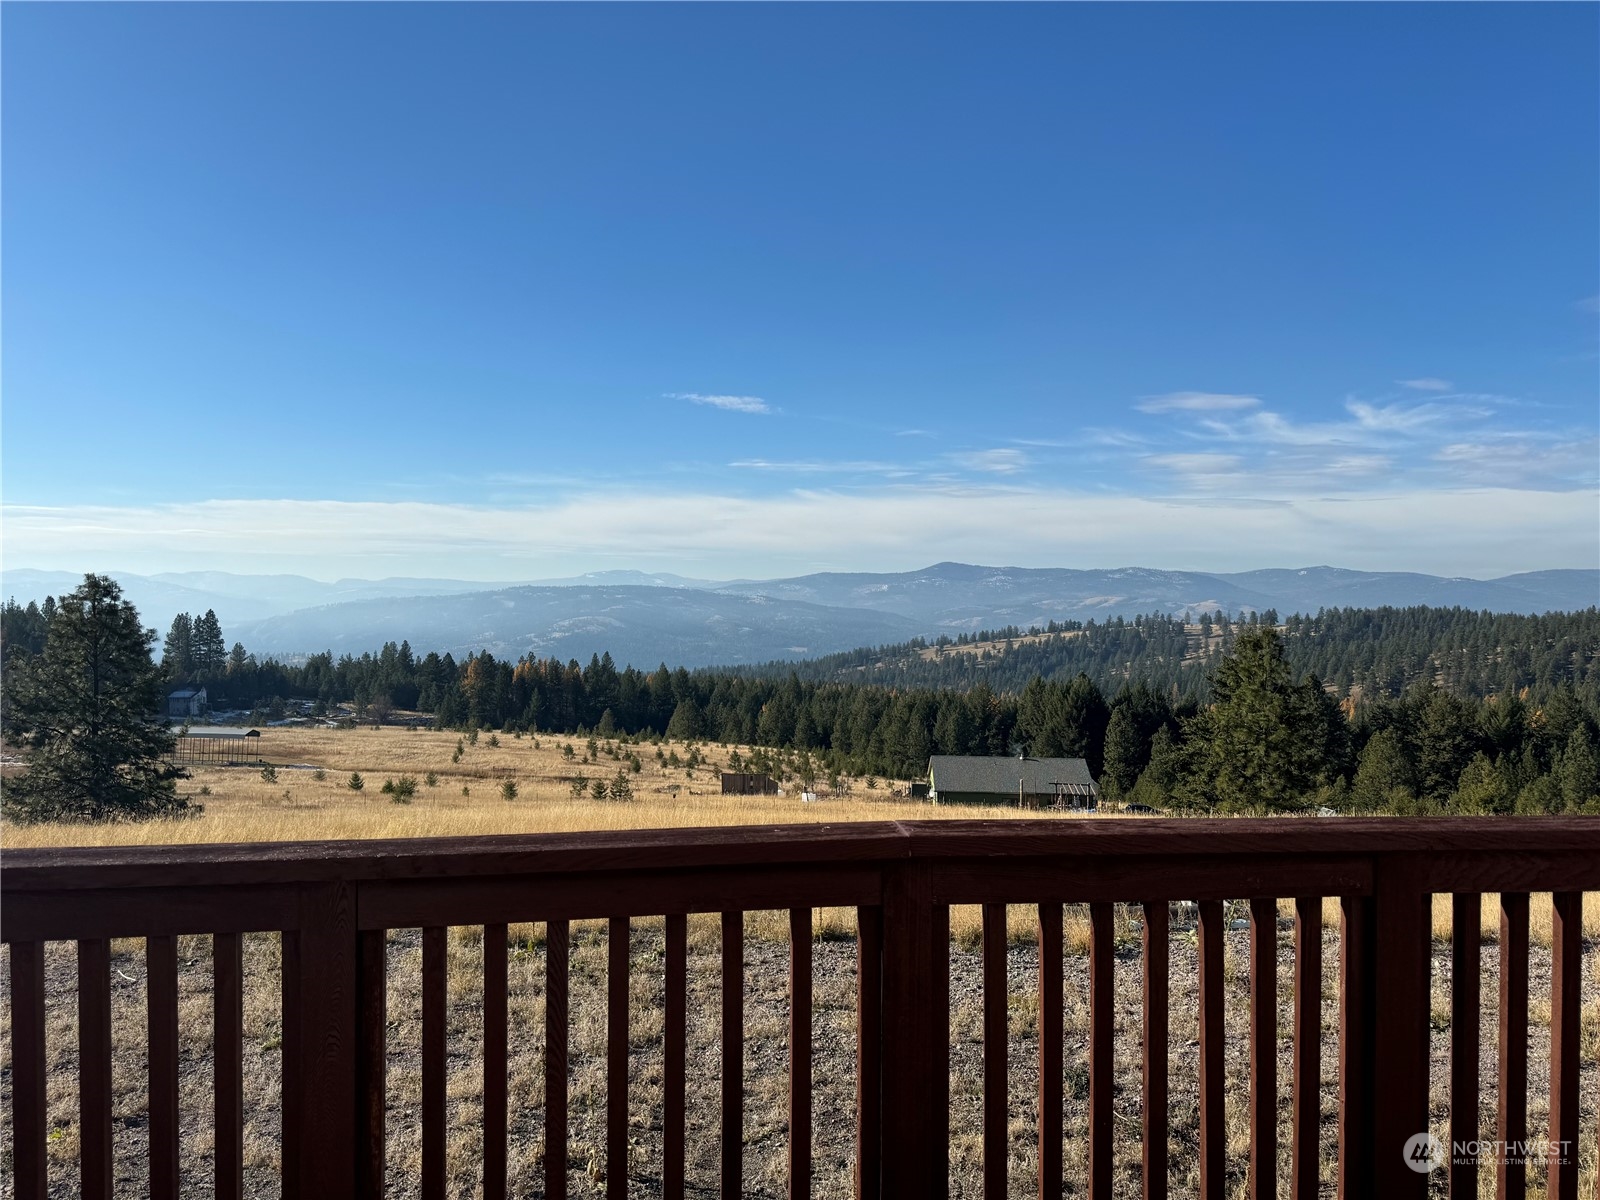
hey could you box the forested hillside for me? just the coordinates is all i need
[736,606,1600,704]
[4,594,1597,816]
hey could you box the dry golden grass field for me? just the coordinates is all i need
[2,726,1597,1197]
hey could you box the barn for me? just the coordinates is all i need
[721,772,779,796]
[927,754,1099,810]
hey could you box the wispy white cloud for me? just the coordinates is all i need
[4,487,1593,580]
[1145,452,1243,476]
[1399,378,1453,392]
[1578,295,1600,315]
[949,448,1030,474]
[1325,455,1394,476]
[729,458,901,474]
[668,392,773,415]
[1433,435,1599,486]
[1346,399,1461,432]
[1136,391,1261,414]
[1079,429,1151,449]
[1191,398,1476,448]
[894,428,935,438]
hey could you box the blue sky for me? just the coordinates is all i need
[4,3,1596,581]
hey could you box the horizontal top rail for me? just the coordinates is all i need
[5,817,1600,894]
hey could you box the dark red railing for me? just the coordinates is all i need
[3,818,1597,1199]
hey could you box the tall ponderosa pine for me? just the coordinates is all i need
[3,574,190,821]
[192,609,227,674]
[162,612,194,677]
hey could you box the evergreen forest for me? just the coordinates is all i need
[3,591,1597,817]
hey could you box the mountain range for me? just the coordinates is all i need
[4,563,1595,668]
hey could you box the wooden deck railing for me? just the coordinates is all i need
[3,817,1597,1199]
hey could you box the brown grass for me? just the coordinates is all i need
[1,726,1093,850]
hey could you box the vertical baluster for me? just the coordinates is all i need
[880,867,947,1200]
[10,940,47,1200]
[281,883,357,1200]
[1449,894,1481,1198]
[1371,864,1430,1198]
[78,939,114,1200]
[213,933,244,1200]
[608,916,630,1200]
[932,902,951,1200]
[855,905,883,1200]
[1498,892,1528,1200]
[1038,903,1064,1200]
[789,907,813,1200]
[422,926,447,1200]
[357,929,387,1200]
[1547,892,1581,1200]
[484,923,508,1200]
[722,910,745,1200]
[148,934,180,1200]
[1142,901,1169,1200]
[1089,903,1114,1200]
[1197,899,1225,1200]
[1249,898,1278,1200]
[663,914,687,1200]
[1291,898,1321,1200]
[1338,894,1374,1199]
[982,902,1008,1200]
[546,919,570,1200]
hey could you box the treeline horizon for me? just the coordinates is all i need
[2,589,1597,816]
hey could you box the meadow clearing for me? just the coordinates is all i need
[1,725,1597,1196]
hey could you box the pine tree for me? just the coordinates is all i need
[1101,705,1144,798]
[1451,752,1511,815]
[162,613,194,678]
[3,574,190,821]
[1181,627,1331,812]
[192,610,226,675]
[1558,728,1600,813]
[1351,728,1414,811]
[667,697,704,741]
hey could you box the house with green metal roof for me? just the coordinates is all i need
[927,754,1099,810]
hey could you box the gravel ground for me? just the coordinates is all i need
[2,912,1596,1199]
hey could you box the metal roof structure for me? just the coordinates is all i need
[928,754,1098,798]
